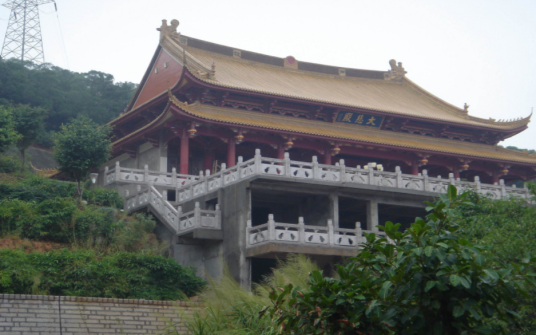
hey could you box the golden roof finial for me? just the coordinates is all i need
[157,19,180,40]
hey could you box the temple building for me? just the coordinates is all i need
[99,19,535,286]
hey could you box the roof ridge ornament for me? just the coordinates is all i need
[384,59,406,81]
[157,19,180,41]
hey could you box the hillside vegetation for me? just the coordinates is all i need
[0,58,136,147]
[0,175,205,300]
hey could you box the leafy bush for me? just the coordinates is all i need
[0,175,76,202]
[83,187,123,208]
[267,186,536,335]
[0,249,205,300]
[0,198,37,236]
[0,155,19,173]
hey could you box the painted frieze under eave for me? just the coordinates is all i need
[131,49,183,111]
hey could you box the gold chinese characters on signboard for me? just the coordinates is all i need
[335,111,383,128]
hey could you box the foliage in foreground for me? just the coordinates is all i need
[267,186,536,335]
[456,190,536,334]
[180,255,318,335]
[0,248,205,300]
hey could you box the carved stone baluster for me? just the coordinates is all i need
[339,159,346,183]
[298,217,305,243]
[104,166,109,185]
[215,204,221,230]
[368,163,375,185]
[328,219,335,246]
[172,167,177,187]
[355,222,363,244]
[422,169,429,192]
[312,156,319,180]
[254,149,262,174]
[449,173,455,188]
[474,176,481,193]
[268,214,275,241]
[395,166,402,188]
[115,161,120,182]
[194,202,201,229]
[500,179,506,199]
[284,152,291,177]
[177,206,183,232]
[144,165,149,184]
[237,156,243,179]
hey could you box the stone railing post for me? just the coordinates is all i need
[172,168,177,187]
[500,179,506,199]
[395,166,402,188]
[221,163,227,185]
[449,173,456,187]
[355,222,363,244]
[123,190,129,211]
[135,185,141,206]
[524,183,530,200]
[144,165,149,184]
[215,204,221,229]
[298,217,305,243]
[328,219,335,246]
[268,214,275,241]
[312,156,319,180]
[284,152,291,177]
[194,202,201,229]
[339,159,346,183]
[162,190,167,203]
[237,156,243,178]
[368,163,375,185]
[474,176,481,193]
[115,161,120,182]
[422,169,429,192]
[177,206,183,232]
[254,149,262,174]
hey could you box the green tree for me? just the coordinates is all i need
[0,106,19,153]
[268,186,535,335]
[54,116,111,202]
[12,104,47,172]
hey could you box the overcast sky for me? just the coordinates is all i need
[1,0,535,149]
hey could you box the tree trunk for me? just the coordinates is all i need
[20,149,25,173]
[77,180,84,203]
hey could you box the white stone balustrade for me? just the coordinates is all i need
[175,149,532,204]
[124,186,221,236]
[246,215,380,249]
[105,162,199,187]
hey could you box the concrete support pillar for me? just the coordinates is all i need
[204,150,213,172]
[324,152,332,165]
[180,130,189,175]
[277,145,285,159]
[227,139,236,167]
[411,163,419,176]
[330,194,339,228]
[366,200,379,232]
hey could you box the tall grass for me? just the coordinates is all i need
[173,254,319,335]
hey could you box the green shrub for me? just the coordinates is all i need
[0,249,206,300]
[83,187,123,208]
[0,155,19,173]
[72,206,117,244]
[0,198,37,236]
[0,176,76,202]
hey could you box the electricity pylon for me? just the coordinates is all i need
[1,0,56,64]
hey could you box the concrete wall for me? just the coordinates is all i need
[0,294,201,335]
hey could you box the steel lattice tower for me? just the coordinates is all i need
[1,0,56,64]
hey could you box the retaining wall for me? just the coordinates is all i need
[0,294,201,335]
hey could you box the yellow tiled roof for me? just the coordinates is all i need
[160,35,531,131]
[169,97,536,164]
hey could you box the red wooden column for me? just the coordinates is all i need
[453,170,460,179]
[227,139,236,167]
[180,130,189,175]
[411,162,419,175]
[277,145,285,159]
[324,152,332,165]
[492,173,500,184]
[203,150,213,172]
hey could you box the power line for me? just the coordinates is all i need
[1,0,57,64]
